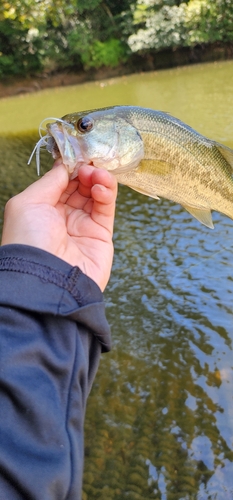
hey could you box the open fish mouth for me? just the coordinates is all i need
[28,117,85,177]
[28,111,145,179]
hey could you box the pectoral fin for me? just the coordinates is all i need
[127,185,160,200]
[183,204,214,229]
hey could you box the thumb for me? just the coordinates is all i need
[19,164,69,206]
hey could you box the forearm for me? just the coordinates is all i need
[0,245,111,500]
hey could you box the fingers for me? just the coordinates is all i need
[59,164,98,207]
[78,164,117,193]
[89,168,118,233]
[65,164,118,212]
[11,160,117,237]
[91,182,117,211]
[65,164,117,233]
[59,178,79,204]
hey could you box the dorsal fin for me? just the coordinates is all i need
[215,143,233,173]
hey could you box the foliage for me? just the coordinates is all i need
[0,0,135,76]
[129,0,233,52]
[0,0,233,78]
[185,0,233,45]
[128,4,187,52]
[81,39,128,69]
[0,16,42,76]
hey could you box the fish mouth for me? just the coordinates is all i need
[46,122,85,178]
[46,136,60,159]
[28,116,86,177]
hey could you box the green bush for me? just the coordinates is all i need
[0,18,42,77]
[81,39,128,69]
[185,0,233,45]
[0,0,233,78]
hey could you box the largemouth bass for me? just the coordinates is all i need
[29,106,233,228]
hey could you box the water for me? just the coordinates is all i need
[1,60,233,499]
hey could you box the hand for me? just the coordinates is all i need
[1,162,118,291]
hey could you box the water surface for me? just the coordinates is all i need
[1,60,233,499]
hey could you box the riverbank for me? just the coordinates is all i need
[1,42,232,99]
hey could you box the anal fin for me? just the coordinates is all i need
[183,204,214,229]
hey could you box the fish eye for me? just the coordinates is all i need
[77,116,93,133]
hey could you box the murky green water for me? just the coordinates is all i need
[1,61,233,499]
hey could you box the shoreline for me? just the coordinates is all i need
[0,42,232,99]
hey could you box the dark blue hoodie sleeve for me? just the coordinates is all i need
[0,244,111,500]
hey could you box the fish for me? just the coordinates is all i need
[28,106,233,229]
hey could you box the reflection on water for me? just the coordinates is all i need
[1,61,233,498]
[93,187,233,499]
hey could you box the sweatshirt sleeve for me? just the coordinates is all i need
[0,244,112,500]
